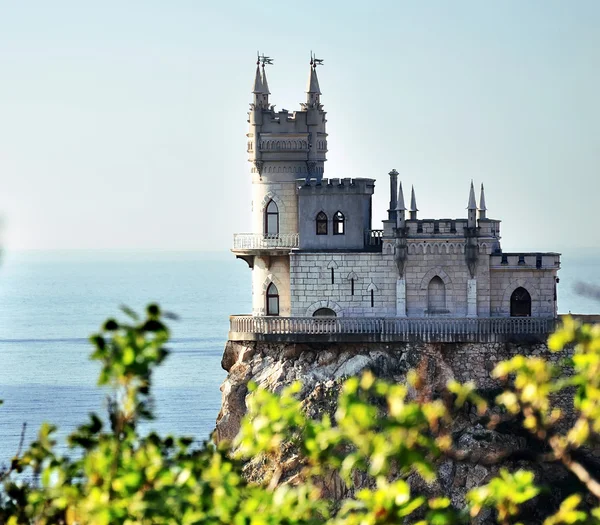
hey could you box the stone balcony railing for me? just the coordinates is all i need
[232,233,300,251]
[229,315,557,343]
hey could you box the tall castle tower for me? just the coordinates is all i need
[234,56,327,316]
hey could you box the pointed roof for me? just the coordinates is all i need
[252,64,264,94]
[479,183,487,211]
[410,185,418,212]
[306,65,321,94]
[468,180,477,210]
[260,65,270,94]
[396,181,406,211]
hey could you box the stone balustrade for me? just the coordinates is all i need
[232,233,300,251]
[229,315,557,343]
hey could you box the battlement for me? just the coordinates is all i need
[490,252,561,270]
[383,218,501,240]
[298,177,375,195]
[404,218,500,237]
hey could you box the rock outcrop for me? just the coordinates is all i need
[215,340,580,521]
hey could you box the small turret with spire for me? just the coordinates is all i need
[467,180,477,229]
[305,53,322,109]
[252,53,270,110]
[409,186,418,220]
[478,183,487,220]
[396,181,406,229]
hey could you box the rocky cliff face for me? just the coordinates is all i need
[215,340,578,521]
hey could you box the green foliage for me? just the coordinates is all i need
[1,310,600,524]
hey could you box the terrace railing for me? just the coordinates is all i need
[232,233,299,251]
[229,315,557,343]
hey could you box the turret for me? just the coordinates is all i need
[388,169,398,222]
[302,54,326,183]
[251,62,269,111]
[306,59,321,109]
[409,185,418,220]
[478,183,487,220]
[396,181,406,229]
[467,180,477,229]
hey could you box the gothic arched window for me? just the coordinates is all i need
[264,200,279,236]
[510,287,531,317]
[333,211,345,235]
[427,276,446,314]
[316,211,328,235]
[266,283,279,316]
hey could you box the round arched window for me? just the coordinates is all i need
[312,307,336,317]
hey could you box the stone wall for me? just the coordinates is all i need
[251,180,298,236]
[290,252,398,317]
[297,178,375,251]
[489,268,557,317]
[252,255,291,316]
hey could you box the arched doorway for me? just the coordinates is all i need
[427,276,446,314]
[510,287,531,317]
[312,308,336,317]
[265,283,279,316]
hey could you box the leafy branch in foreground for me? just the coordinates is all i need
[1,309,600,524]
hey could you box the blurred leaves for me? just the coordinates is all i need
[1,309,600,523]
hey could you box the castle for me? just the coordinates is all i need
[231,58,560,337]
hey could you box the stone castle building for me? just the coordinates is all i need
[231,58,560,331]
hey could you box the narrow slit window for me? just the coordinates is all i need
[370,289,374,308]
[331,268,335,284]
[333,211,345,235]
[351,278,354,296]
[316,211,328,235]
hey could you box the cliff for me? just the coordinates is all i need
[216,340,579,521]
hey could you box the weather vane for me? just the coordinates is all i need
[310,51,323,68]
[257,51,274,67]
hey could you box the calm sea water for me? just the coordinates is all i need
[0,249,598,463]
[0,251,251,463]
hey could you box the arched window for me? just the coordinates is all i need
[313,308,336,317]
[333,211,345,235]
[264,200,279,236]
[510,287,531,317]
[266,283,279,316]
[316,211,328,235]
[427,276,446,314]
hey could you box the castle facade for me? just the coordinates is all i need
[232,59,560,323]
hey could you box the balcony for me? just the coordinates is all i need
[232,233,299,251]
[229,315,557,344]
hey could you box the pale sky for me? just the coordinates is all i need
[0,1,598,253]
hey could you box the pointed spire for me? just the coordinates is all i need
[252,63,264,94]
[479,183,487,211]
[306,64,321,94]
[410,185,418,211]
[409,185,418,220]
[479,183,487,220]
[396,181,406,211]
[468,180,477,210]
[261,64,270,94]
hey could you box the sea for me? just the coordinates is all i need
[0,249,598,464]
